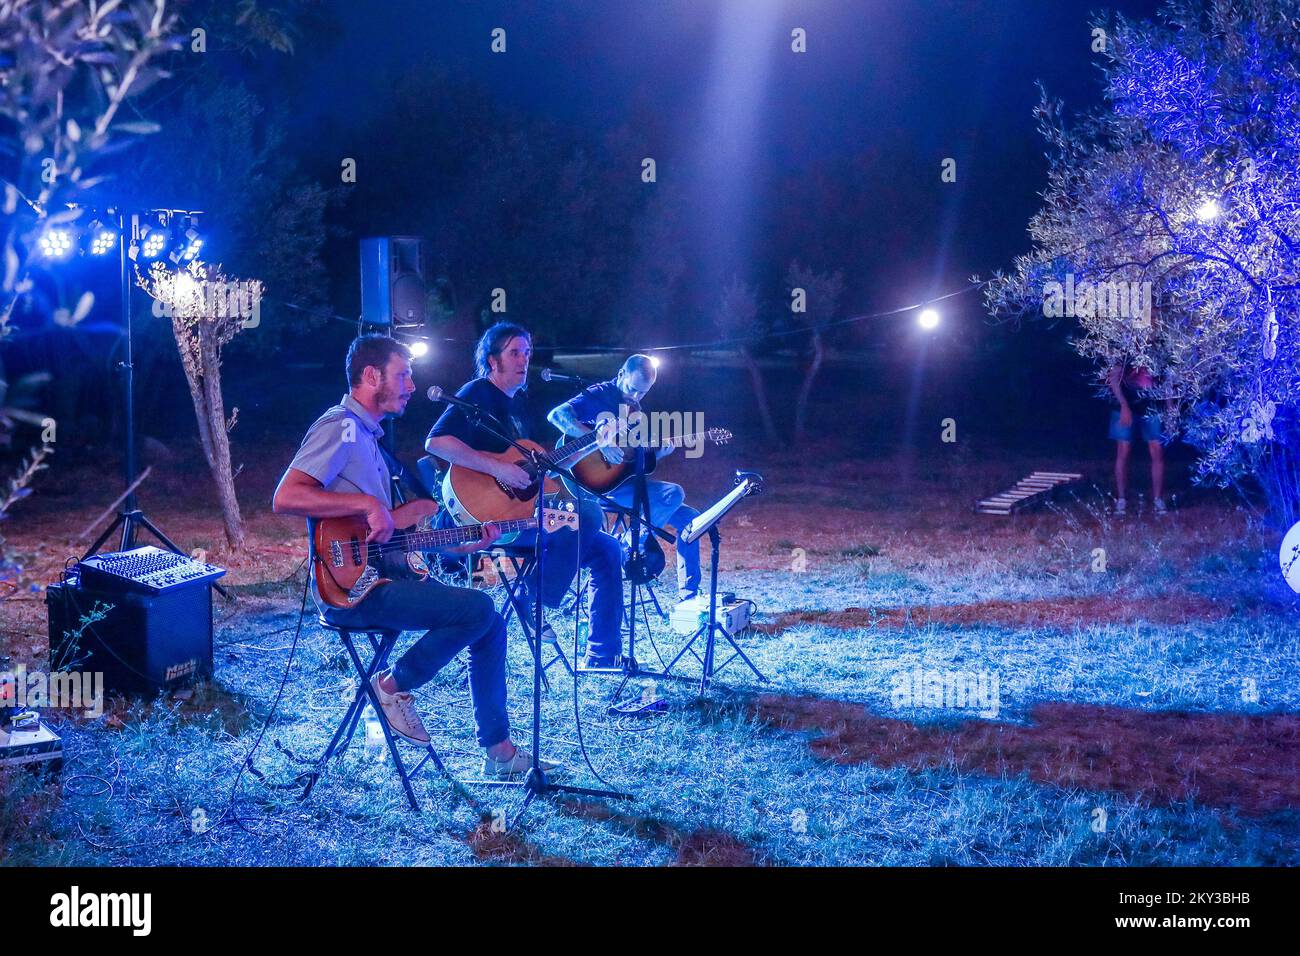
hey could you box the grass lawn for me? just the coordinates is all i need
[2,447,1297,866]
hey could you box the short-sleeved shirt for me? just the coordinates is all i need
[559,379,637,427]
[287,394,392,507]
[427,377,528,453]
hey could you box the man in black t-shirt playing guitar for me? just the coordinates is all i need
[425,322,628,670]
[548,354,702,605]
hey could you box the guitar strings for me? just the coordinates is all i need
[346,511,572,555]
[363,522,536,554]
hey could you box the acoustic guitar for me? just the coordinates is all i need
[440,432,610,533]
[440,426,733,530]
[560,427,733,495]
[310,498,579,608]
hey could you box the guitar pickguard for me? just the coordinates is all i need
[346,563,382,604]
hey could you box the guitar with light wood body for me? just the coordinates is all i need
[560,427,733,496]
[440,437,595,538]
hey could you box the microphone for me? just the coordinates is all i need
[425,386,480,411]
[539,368,583,383]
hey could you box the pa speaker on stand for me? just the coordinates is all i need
[359,236,429,333]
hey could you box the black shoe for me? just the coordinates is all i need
[578,653,624,672]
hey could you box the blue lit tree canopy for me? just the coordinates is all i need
[987,0,1300,523]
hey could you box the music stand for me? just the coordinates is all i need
[428,396,630,824]
[661,471,767,694]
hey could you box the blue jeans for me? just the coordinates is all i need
[1109,408,1167,443]
[608,479,701,600]
[508,495,625,660]
[322,579,510,748]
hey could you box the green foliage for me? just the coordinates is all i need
[0,442,51,598]
[0,0,185,331]
[343,68,669,346]
[985,0,1300,524]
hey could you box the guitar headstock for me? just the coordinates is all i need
[735,469,763,497]
[542,504,581,533]
[707,428,734,445]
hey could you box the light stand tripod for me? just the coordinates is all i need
[81,210,227,599]
[428,396,630,822]
[661,471,767,693]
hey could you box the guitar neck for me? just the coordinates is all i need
[648,430,713,447]
[552,429,717,461]
[548,430,601,466]
[389,515,538,553]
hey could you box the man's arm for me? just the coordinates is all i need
[272,468,395,542]
[547,402,593,438]
[547,402,626,465]
[1107,365,1133,428]
[425,434,532,489]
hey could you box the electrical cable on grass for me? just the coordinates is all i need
[213,568,312,827]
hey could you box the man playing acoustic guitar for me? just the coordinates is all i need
[548,354,702,605]
[273,334,558,779]
[424,322,628,671]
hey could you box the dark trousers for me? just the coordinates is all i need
[321,579,509,748]
[506,495,625,660]
[608,478,701,599]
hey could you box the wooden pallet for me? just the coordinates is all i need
[976,471,1084,515]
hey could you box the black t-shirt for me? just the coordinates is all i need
[1114,366,1153,416]
[560,379,638,426]
[427,377,528,453]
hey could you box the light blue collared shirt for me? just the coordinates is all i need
[287,394,392,508]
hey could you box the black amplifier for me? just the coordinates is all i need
[46,576,215,696]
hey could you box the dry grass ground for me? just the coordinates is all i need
[1,441,1296,866]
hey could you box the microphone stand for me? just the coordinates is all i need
[607,444,677,704]
[433,398,630,821]
[538,369,596,388]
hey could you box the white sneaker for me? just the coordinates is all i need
[1114,498,1127,516]
[539,624,560,646]
[483,745,563,780]
[369,672,431,747]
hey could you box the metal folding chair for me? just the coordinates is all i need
[300,619,449,811]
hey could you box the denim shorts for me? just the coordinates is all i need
[1109,408,1166,443]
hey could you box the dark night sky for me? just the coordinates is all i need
[288,0,1164,318]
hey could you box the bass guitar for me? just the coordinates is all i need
[310,499,579,608]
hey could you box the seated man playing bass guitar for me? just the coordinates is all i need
[548,353,702,605]
[272,334,558,779]
[424,322,628,671]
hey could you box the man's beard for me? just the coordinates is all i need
[376,376,405,415]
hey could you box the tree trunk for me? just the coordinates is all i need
[740,345,779,444]
[793,331,825,445]
[173,313,245,552]
[198,325,245,551]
